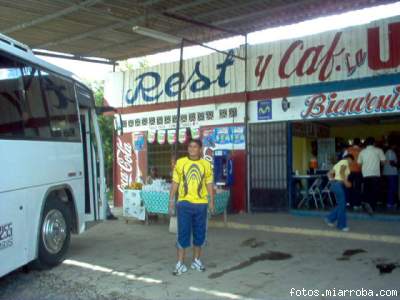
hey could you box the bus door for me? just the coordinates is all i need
[79,108,98,221]
[76,84,106,221]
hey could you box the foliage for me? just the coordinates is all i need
[117,58,150,72]
[83,57,150,198]
[89,80,114,193]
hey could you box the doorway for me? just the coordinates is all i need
[290,115,400,215]
[249,122,290,211]
[80,108,98,220]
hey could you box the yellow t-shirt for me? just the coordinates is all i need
[172,157,213,204]
[333,159,350,181]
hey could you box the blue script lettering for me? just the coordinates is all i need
[190,61,211,92]
[165,73,184,97]
[125,50,235,104]
[215,50,235,87]
[126,72,163,104]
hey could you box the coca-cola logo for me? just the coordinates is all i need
[301,85,400,119]
[116,137,134,194]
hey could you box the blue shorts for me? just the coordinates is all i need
[176,201,208,249]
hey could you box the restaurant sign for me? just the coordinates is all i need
[105,16,400,108]
[105,50,243,107]
[249,84,400,123]
[250,16,400,90]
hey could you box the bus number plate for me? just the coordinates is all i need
[0,223,13,250]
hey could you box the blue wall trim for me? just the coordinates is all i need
[289,73,400,96]
[287,123,293,210]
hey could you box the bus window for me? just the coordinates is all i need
[20,66,52,139]
[0,55,25,137]
[75,84,94,108]
[40,71,80,141]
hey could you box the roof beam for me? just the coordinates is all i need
[101,0,322,59]
[213,0,318,26]
[2,0,103,34]
[163,12,245,36]
[84,0,272,57]
[36,0,211,49]
[33,50,117,65]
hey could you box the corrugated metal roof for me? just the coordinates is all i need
[0,0,397,61]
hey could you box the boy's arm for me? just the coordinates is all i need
[169,162,181,215]
[207,183,214,213]
[169,182,179,215]
[205,162,214,212]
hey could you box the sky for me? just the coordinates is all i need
[39,1,400,82]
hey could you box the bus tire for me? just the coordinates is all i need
[33,196,71,270]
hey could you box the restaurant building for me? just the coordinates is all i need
[105,16,400,215]
[106,49,247,210]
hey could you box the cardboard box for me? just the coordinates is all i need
[123,190,145,220]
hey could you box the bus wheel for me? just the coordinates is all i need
[34,196,71,269]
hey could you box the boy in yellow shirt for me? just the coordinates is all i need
[169,139,214,275]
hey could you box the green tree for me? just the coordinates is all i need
[90,81,114,197]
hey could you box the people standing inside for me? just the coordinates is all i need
[337,142,348,161]
[146,166,159,185]
[106,201,118,220]
[169,139,214,276]
[325,154,354,232]
[346,138,363,210]
[383,141,398,210]
[357,137,386,214]
[167,155,177,182]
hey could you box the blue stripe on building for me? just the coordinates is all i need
[289,73,400,96]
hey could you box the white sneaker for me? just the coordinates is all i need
[191,258,206,272]
[340,227,350,232]
[173,261,187,276]
[324,218,335,227]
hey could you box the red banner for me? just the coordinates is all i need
[114,133,136,207]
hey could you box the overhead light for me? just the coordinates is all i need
[132,26,181,44]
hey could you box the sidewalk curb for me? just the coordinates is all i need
[209,221,400,244]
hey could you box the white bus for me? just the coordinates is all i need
[0,34,107,277]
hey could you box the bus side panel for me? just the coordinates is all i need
[24,179,85,264]
[1,140,84,194]
[0,190,27,277]
[1,140,85,272]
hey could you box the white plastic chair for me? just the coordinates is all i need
[321,181,335,207]
[297,177,324,209]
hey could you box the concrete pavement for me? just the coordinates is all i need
[0,214,399,300]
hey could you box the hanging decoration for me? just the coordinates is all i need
[179,128,189,144]
[147,130,157,144]
[190,127,200,139]
[157,129,167,144]
[167,129,177,144]
[133,132,145,151]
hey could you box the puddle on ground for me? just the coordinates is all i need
[240,238,265,248]
[241,238,256,246]
[376,263,398,275]
[207,262,217,269]
[343,249,367,257]
[337,249,367,261]
[336,257,350,261]
[208,251,292,279]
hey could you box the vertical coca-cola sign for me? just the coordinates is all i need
[114,133,136,207]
